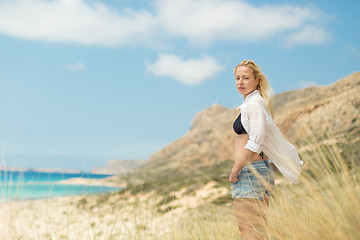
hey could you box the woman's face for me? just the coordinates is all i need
[235,66,259,99]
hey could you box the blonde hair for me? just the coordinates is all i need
[234,60,274,115]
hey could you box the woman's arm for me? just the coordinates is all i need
[229,147,257,183]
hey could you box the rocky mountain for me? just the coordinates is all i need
[146,103,238,169]
[273,72,360,159]
[120,72,359,192]
[91,159,147,175]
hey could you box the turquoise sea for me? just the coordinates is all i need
[0,170,121,202]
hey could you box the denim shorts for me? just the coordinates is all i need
[231,160,274,200]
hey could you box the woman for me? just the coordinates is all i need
[229,60,302,239]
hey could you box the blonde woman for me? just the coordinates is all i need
[229,60,302,239]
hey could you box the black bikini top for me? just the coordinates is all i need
[233,113,247,135]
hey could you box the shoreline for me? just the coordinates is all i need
[0,176,123,204]
[55,176,123,188]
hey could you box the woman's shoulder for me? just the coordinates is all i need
[247,93,266,107]
[239,91,266,111]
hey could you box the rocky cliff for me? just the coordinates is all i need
[273,72,360,157]
[147,103,238,169]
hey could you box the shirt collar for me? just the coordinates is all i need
[236,90,259,109]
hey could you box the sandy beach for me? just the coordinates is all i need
[0,194,164,239]
[0,187,169,239]
[0,179,230,240]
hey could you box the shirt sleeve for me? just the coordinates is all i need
[244,101,267,154]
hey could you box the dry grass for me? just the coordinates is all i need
[263,143,360,240]
[162,203,239,240]
[161,142,360,240]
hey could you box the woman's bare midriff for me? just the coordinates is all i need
[234,134,268,163]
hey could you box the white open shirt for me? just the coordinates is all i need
[238,90,303,183]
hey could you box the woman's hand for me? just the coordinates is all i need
[229,171,239,183]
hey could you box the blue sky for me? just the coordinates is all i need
[0,0,359,171]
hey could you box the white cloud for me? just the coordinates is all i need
[155,0,329,46]
[299,80,318,89]
[0,0,157,47]
[283,25,331,48]
[0,0,330,47]
[65,62,86,71]
[145,54,223,85]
